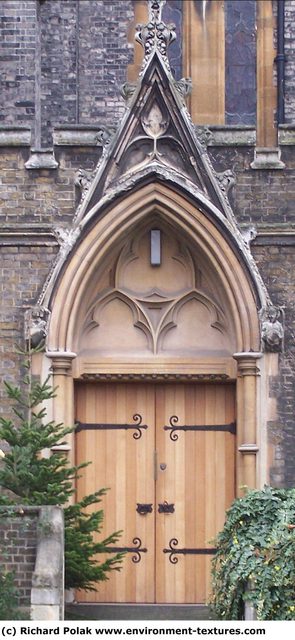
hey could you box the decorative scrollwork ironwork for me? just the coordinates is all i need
[164,416,236,441]
[163,538,179,564]
[132,414,146,439]
[105,537,147,564]
[75,414,148,440]
[165,415,179,440]
[163,538,217,564]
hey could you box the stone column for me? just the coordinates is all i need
[233,352,262,492]
[46,351,76,467]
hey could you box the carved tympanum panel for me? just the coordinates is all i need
[78,222,235,358]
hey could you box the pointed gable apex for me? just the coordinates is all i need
[75,0,235,226]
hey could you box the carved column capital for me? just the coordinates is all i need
[46,351,77,376]
[233,352,262,377]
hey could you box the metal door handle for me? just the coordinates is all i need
[136,503,153,515]
[158,501,175,514]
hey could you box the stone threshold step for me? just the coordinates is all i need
[65,604,215,621]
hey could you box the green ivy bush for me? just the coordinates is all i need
[211,486,295,620]
[0,570,22,620]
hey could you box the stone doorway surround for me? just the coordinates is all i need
[34,179,279,495]
[26,1,283,605]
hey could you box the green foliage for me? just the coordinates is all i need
[211,486,295,620]
[65,492,124,591]
[0,570,22,620]
[0,346,123,591]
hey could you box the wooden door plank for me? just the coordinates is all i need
[75,382,156,603]
[155,383,235,605]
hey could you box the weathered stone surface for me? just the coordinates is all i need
[0,126,31,146]
[250,147,285,170]
[31,506,64,620]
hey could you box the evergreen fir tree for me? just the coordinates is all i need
[0,346,123,591]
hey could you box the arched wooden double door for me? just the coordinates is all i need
[75,381,235,604]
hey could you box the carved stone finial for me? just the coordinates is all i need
[25,306,51,348]
[135,0,176,73]
[260,305,284,352]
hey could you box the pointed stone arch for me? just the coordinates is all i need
[47,182,261,356]
[42,181,266,495]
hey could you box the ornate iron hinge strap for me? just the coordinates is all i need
[105,537,147,563]
[163,538,217,564]
[76,414,148,440]
[164,415,236,441]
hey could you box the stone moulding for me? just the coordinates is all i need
[278,124,295,145]
[0,125,31,146]
[207,125,256,147]
[53,125,104,147]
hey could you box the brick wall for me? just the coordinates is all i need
[77,0,133,127]
[285,0,295,123]
[0,507,38,608]
[208,143,295,486]
[252,239,295,487]
[0,0,36,127]
[0,0,134,146]
[40,0,78,146]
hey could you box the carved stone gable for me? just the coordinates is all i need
[37,0,269,331]
[72,1,236,226]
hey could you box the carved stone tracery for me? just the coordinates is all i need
[78,225,235,358]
